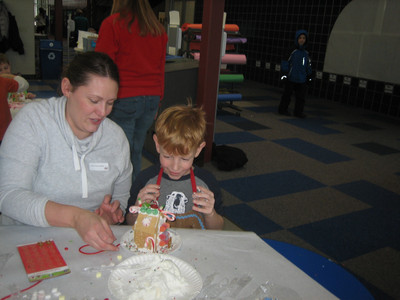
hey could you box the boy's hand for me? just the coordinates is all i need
[137,184,160,204]
[192,186,215,215]
[192,186,224,229]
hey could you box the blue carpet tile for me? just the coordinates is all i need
[346,122,383,131]
[273,138,353,164]
[29,80,52,86]
[244,105,281,113]
[229,120,270,131]
[224,203,282,235]
[333,180,400,210]
[30,80,59,90]
[223,119,269,131]
[219,170,326,202]
[242,95,280,101]
[216,110,269,130]
[281,117,343,135]
[217,110,245,120]
[34,90,59,98]
[289,180,400,261]
[289,208,400,261]
[352,142,400,155]
[214,131,265,145]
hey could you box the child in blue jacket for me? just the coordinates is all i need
[278,29,312,118]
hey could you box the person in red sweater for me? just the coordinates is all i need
[95,0,167,181]
[0,75,29,144]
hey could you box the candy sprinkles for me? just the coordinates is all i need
[0,287,66,300]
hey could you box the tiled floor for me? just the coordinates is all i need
[207,81,400,300]
[27,78,400,299]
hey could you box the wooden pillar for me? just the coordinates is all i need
[196,0,225,162]
[54,0,63,41]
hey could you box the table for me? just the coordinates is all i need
[0,225,338,299]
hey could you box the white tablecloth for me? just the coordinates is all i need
[0,225,338,299]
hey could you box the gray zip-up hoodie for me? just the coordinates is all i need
[0,96,132,226]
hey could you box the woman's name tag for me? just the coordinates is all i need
[89,163,109,171]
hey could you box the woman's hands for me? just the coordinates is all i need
[73,209,119,251]
[94,194,124,224]
[45,199,122,251]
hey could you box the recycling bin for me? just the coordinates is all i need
[39,39,63,79]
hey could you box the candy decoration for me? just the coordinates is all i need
[176,214,205,230]
[129,200,176,221]
[78,243,120,255]
[142,217,151,227]
[129,206,141,214]
[145,237,155,252]
[161,210,176,221]
[159,223,170,232]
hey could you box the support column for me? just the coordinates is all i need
[54,0,63,42]
[196,0,225,162]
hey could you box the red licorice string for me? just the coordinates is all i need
[78,244,120,255]
[1,280,43,300]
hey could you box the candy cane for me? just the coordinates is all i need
[129,206,141,214]
[145,237,155,252]
[161,210,176,221]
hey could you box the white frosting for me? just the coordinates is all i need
[142,216,151,227]
[128,257,189,300]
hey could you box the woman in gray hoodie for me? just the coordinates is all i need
[0,52,132,251]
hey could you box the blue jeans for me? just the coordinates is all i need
[108,95,160,181]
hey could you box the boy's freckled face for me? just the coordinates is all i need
[158,147,196,180]
[0,63,11,74]
[154,135,205,181]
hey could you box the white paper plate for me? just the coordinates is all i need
[108,254,202,300]
[120,228,182,254]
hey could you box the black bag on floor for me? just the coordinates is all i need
[212,143,248,171]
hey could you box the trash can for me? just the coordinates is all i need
[40,40,63,80]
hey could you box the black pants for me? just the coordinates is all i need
[279,81,307,115]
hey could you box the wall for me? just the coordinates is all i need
[3,0,35,76]
[165,0,196,25]
[324,0,400,85]
[194,0,400,118]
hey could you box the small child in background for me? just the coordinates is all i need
[0,53,35,100]
[0,75,30,144]
[278,29,312,118]
[0,53,11,74]
[125,104,224,229]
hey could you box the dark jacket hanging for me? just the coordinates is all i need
[0,11,25,54]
